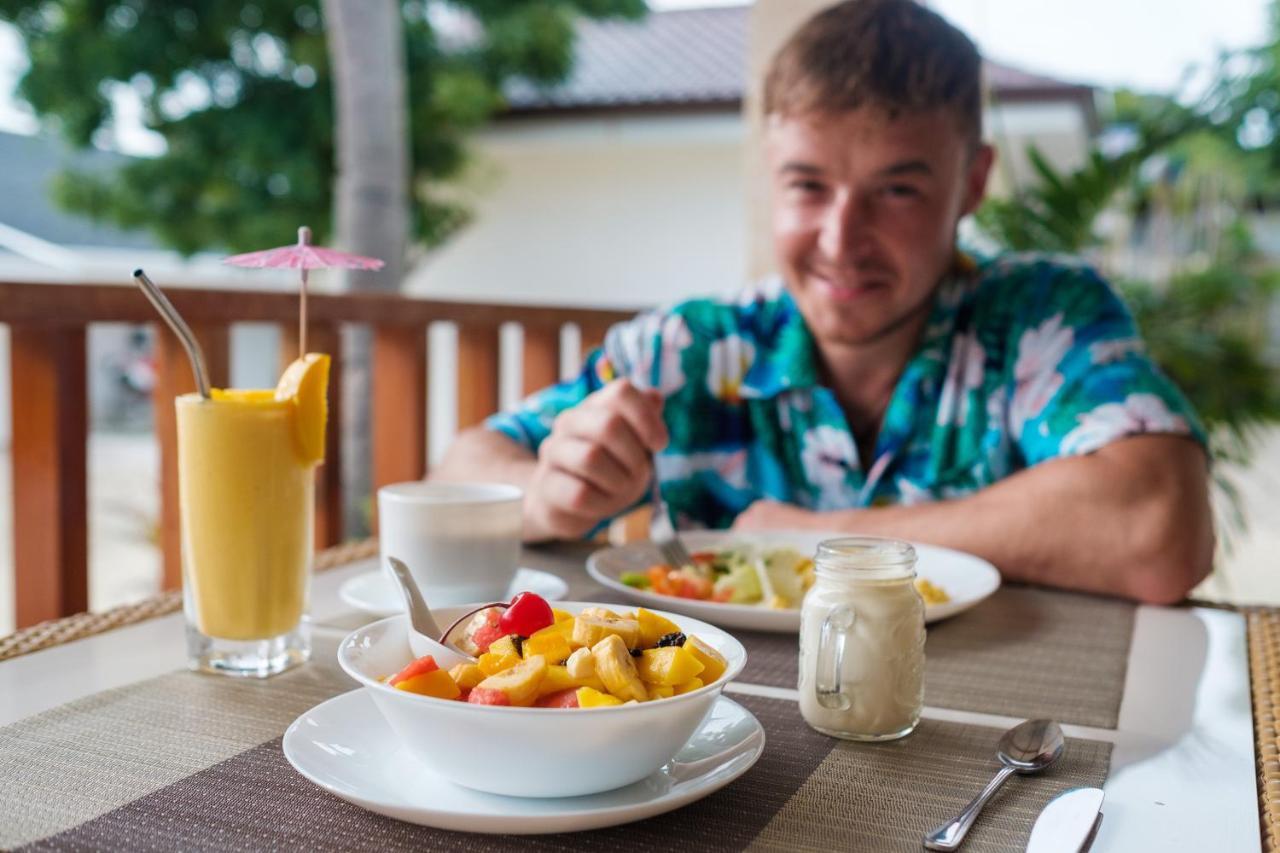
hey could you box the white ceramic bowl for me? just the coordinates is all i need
[338,601,748,798]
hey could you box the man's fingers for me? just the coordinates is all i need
[541,435,633,497]
[595,380,669,451]
[555,406,650,477]
[540,466,615,523]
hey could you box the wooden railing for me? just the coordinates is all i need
[1,280,635,629]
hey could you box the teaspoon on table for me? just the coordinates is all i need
[923,718,1065,851]
[385,557,476,668]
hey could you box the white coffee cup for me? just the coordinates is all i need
[377,482,523,606]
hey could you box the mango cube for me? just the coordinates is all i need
[552,608,574,623]
[394,668,461,700]
[477,651,521,676]
[648,684,675,700]
[487,635,521,658]
[536,665,578,697]
[684,635,728,684]
[637,646,705,686]
[575,686,623,708]
[523,630,571,663]
[672,677,704,695]
[636,608,681,647]
[448,663,486,690]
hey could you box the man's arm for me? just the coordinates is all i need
[733,435,1214,604]
[431,380,667,543]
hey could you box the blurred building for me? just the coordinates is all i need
[410,3,1098,307]
[0,3,1100,444]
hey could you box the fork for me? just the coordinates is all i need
[649,471,694,568]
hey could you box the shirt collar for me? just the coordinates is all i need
[738,284,820,399]
[739,263,974,401]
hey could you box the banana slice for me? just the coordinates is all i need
[566,647,596,680]
[474,654,548,706]
[590,635,648,702]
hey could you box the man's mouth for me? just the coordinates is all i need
[808,273,890,303]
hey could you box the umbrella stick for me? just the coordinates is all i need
[299,268,308,357]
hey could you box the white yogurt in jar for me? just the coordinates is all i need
[797,538,925,741]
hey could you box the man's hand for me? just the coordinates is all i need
[524,380,669,541]
[732,500,821,532]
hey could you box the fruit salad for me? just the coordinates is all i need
[384,593,730,708]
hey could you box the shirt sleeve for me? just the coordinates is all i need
[483,308,672,453]
[1006,262,1207,466]
[483,346,616,453]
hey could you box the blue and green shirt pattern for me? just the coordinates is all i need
[486,254,1205,530]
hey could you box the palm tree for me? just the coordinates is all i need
[322,0,409,531]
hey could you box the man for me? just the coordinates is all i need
[432,0,1214,604]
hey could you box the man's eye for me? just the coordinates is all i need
[788,180,826,194]
[882,184,920,198]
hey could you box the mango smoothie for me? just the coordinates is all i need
[177,354,329,673]
[177,390,313,639]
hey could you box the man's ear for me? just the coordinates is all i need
[960,143,996,217]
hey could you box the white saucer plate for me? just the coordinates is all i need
[283,690,765,834]
[586,530,1001,633]
[340,567,569,616]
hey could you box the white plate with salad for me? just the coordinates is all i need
[586,530,1001,633]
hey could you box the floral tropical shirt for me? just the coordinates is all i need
[486,253,1206,530]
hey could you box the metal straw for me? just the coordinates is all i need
[296,225,310,357]
[133,268,212,399]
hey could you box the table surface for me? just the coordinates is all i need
[0,547,1260,852]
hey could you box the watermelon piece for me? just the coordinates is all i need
[534,688,581,709]
[469,610,506,653]
[389,654,439,687]
[467,687,512,706]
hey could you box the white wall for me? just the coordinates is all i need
[405,112,748,308]
[984,100,1093,198]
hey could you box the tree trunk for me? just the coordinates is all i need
[322,0,410,535]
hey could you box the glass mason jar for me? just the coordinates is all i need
[798,537,925,741]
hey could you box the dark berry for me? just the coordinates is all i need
[629,648,644,657]
[657,632,686,648]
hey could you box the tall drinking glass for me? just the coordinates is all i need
[176,390,313,677]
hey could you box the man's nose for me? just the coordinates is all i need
[816,191,870,263]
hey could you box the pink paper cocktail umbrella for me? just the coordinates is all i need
[223,226,384,356]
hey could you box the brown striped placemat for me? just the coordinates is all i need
[1,637,1111,852]
[724,586,1135,729]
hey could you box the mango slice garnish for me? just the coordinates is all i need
[275,353,331,465]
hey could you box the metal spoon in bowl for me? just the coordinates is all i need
[923,718,1065,851]
[385,557,476,667]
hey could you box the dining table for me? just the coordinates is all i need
[0,539,1271,852]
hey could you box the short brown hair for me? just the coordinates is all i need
[764,0,983,142]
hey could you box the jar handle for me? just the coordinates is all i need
[815,604,854,710]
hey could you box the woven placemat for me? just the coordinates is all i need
[726,586,1135,728]
[2,663,1112,853]
[0,539,379,663]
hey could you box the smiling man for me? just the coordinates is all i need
[432,0,1214,604]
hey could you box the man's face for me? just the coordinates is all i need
[767,108,994,348]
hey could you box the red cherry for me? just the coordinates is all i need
[498,591,555,637]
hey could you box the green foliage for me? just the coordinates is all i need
[0,0,645,254]
[976,14,1280,541]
